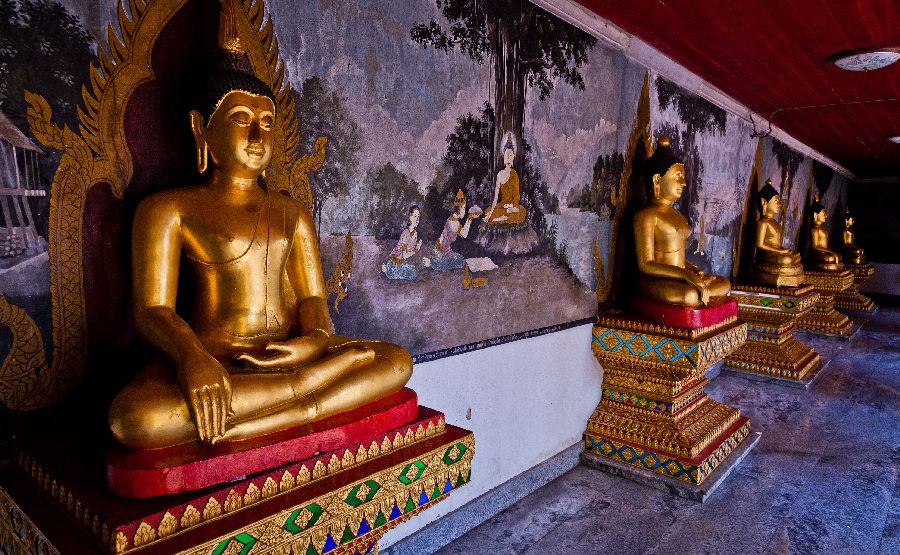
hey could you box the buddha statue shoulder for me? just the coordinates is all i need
[108,39,412,449]
[749,179,804,287]
[633,135,730,306]
[806,195,843,272]
[841,208,865,264]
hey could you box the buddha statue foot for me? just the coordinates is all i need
[107,388,420,497]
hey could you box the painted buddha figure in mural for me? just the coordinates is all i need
[633,135,730,306]
[107,39,412,449]
[806,195,843,271]
[484,133,526,225]
[841,208,865,264]
[750,179,804,287]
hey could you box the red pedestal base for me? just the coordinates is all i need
[631,296,738,329]
[107,388,419,498]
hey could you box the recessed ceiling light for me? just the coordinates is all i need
[829,47,900,71]
[888,135,900,144]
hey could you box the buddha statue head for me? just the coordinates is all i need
[811,195,828,225]
[644,135,685,204]
[189,29,277,180]
[843,207,855,230]
[758,179,782,217]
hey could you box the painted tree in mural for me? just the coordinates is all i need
[771,138,804,217]
[411,0,596,169]
[424,103,556,240]
[0,0,92,229]
[294,77,361,234]
[567,152,624,218]
[655,77,727,223]
[367,163,424,240]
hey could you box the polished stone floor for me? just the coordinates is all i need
[439,304,900,555]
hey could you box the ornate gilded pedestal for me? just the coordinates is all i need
[582,312,759,501]
[0,408,474,554]
[723,284,827,388]
[834,262,878,317]
[797,269,859,339]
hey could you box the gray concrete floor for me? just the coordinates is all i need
[439,304,900,555]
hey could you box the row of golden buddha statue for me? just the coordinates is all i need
[582,134,875,498]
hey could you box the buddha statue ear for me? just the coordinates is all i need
[190,110,208,174]
[651,173,661,199]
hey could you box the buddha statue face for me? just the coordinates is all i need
[652,163,686,202]
[191,90,275,180]
[762,194,782,216]
[813,208,827,225]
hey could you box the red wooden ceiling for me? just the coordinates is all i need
[577,0,900,178]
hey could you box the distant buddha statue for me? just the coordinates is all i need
[633,135,730,306]
[484,133,526,225]
[806,195,843,271]
[841,208,865,264]
[108,34,412,449]
[750,179,804,286]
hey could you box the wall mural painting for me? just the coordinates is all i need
[0,0,853,386]
[269,0,642,359]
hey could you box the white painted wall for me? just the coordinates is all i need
[380,323,603,548]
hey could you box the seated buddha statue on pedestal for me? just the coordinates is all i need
[633,135,731,308]
[750,179,804,287]
[806,195,843,272]
[108,37,412,449]
[841,208,865,265]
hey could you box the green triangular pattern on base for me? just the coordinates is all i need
[340,525,355,544]
[373,511,387,527]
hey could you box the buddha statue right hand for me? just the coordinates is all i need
[178,352,235,444]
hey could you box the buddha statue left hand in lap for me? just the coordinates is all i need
[108,45,412,449]
[633,136,730,306]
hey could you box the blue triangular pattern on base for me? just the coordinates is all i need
[322,534,337,553]
[389,503,402,520]
[418,490,429,506]
[443,479,453,493]
[357,518,371,536]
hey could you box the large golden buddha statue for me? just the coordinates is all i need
[750,179,804,286]
[108,40,412,449]
[806,195,843,271]
[841,208,865,264]
[633,136,730,306]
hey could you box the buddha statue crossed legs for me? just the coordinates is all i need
[633,135,730,307]
[108,41,411,449]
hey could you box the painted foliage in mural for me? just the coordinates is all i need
[268,0,640,358]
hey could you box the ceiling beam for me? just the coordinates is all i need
[530,0,856,179]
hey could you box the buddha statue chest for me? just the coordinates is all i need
[652,207,690,265]
[175,188,301,356]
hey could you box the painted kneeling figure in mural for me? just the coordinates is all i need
[382,205,423,280]
[634,135,730,306]
[424,189,482,271]
[108,44,412,449]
